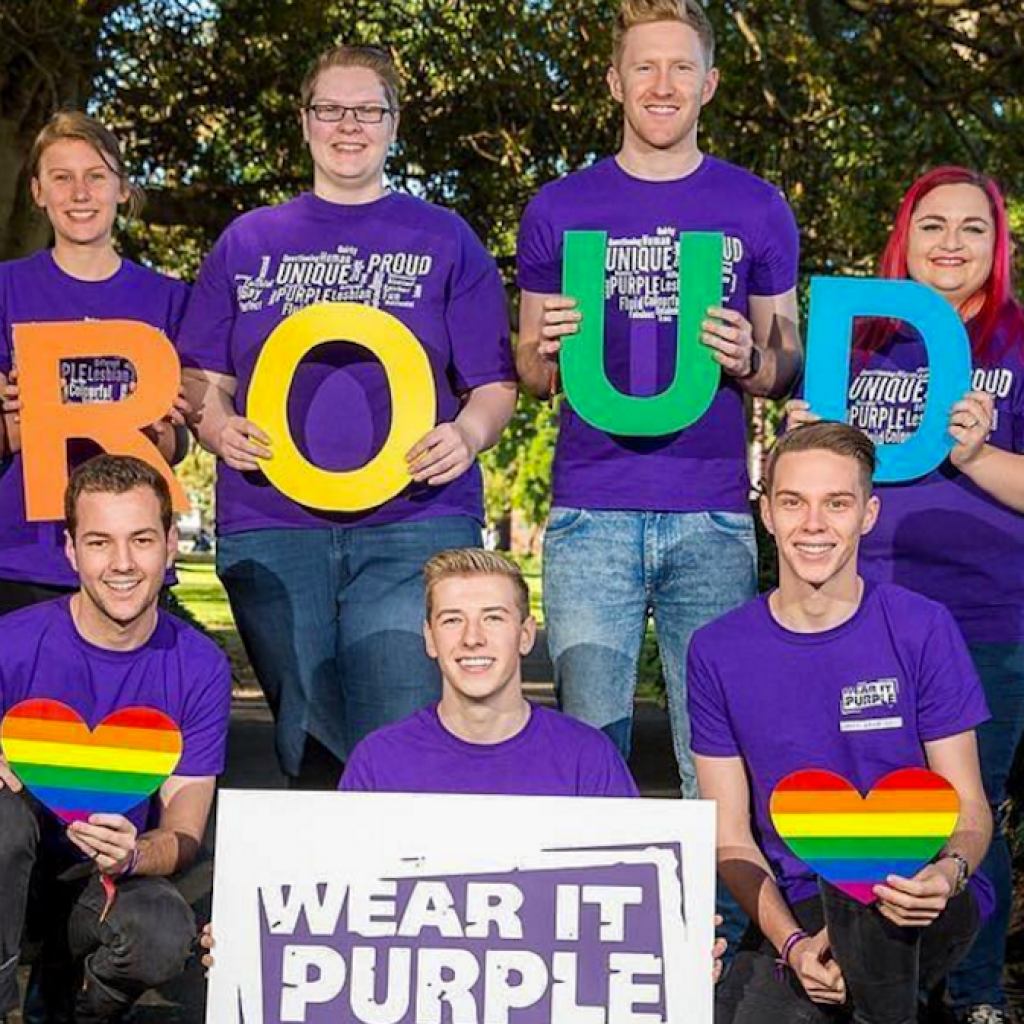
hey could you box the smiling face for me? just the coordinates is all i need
[607,19,718,158]
[761,449,880,594]
[31,138,128,250]
[65,487,176,643]
[906,183,995,315]
[424,574,537,710]
[301,64,397,203]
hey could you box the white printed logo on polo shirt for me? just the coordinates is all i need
[839,677,903,732]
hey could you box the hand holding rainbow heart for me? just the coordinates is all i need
[770,767,960,905]
[0,698,183,825]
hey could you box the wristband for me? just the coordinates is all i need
[118,846,141,880]
[775,928,809,980]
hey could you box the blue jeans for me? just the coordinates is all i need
[217,516,480,778]
[543,507,757,796]
[543,507,756,955]
[948,642,1024,1011]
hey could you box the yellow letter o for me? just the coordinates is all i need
[246,302,436,511]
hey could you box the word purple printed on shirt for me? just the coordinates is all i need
[516,156,799,513]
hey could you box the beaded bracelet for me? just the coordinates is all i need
[775,928,810,980]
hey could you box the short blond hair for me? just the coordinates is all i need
[424,549,530,622]
[612,0,715,68]
[28,110,144,220]
[300,44,401,111]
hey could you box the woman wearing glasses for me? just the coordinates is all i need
[179,46,516,786]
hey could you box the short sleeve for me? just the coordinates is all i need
[338,740,377,791]
[176,233,237,375]
[686,633,740,757]
[748,189,800,298]
[445,219,514,392]
[515,189,561,295]
[578,734,640,797]
[175,650,232,777]
[165,279,191,345]
[916,605,989,742]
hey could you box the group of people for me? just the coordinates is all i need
[0,0,1022,1021]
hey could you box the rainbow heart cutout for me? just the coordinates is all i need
[1,698,183,824]
[770,767,960,905]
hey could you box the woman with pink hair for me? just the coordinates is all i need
[789,167,1024,1024]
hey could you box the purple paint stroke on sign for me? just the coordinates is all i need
[257,857,672,1024]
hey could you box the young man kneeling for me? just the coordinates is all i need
[340,548,638,797]
[687,423,992,1023]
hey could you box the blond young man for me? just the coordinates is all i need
[339,549,638,796]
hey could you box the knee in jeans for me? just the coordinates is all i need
[105,882,195,989]
[0,787,38,863]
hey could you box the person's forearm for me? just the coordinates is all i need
[143,421,188,465]
[455,381,518,453]
[718,845,802,952]
[944,795,992,877]
[737,342,803,400]
[515,340,557,400]
[183,370,235,457]
[957,446,1024,513]
[133,826,202,877]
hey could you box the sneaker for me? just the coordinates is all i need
[957,1006,1007,1024]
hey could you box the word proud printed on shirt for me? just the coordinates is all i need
[235,249,435,318]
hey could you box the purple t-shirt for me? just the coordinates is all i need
[516,156,799,513]
[0,597,231,835]
[177,192,514,535]
[339,703,639,797]
[849,323,1024,644]
[0,252,189,586]
[687,581,989,908]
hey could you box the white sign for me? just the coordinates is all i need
[206,790,716,1024]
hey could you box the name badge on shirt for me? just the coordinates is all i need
[839,677,904,732]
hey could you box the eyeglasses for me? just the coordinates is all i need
[305,103,394,124]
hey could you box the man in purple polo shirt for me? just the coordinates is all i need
[688,423,992,1023]
[340,548,638,797]
[0,455,231,1024]
[515,0,802,801]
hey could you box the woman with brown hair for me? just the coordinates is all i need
[0,110,188,616]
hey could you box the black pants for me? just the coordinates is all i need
[0,788,195,1023]
[0,580,74,619]
[717,881,980,1024]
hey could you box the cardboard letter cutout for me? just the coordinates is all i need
[246,303,436,511]
[803,278,972,482]
[14,320,188,520]
[561,231,722,436]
